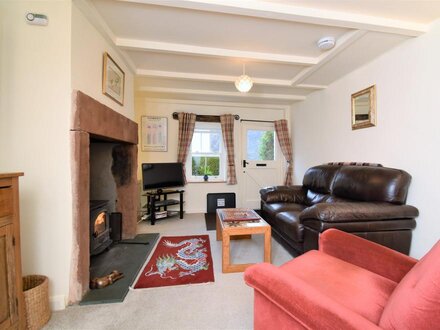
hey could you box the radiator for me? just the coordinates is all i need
[206,193,236,213]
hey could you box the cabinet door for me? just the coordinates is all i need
[0,224,18,329]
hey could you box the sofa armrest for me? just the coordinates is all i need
[320,229,417,282]
[244,263,379,330]
[300,202,419,222]
[259,185,306,204]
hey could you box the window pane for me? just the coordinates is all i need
[209,131,221,153]
[247,130,275,161]
[191,132,201,153]
[192,156,220,176]
[192,130,221,153]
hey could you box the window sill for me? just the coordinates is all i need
[187,180,227,184]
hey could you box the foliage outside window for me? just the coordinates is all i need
[247,130,275,161]
[258,131,274,160]
[192,156,220,176]
[187,123,225,181]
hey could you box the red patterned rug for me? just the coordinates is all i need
[134,235,214,289]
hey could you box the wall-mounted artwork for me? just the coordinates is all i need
[102,52,125,105]
[141,116,168,152]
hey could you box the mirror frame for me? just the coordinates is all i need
[351,85,376,130]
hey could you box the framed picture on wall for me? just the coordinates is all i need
[102,52,125,105]
[141,116,168,152]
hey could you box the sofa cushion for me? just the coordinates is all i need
[303,218,416,233]
[332,166,411,204]
[302,165,341,194]
[300,203,419,223]
[306,190,331,205]
[262,202,306,217]
[260,185,306,204]
[275,211,304,242]
[281,250,398,324]
[325,195,351,203]
[379,241,440,329]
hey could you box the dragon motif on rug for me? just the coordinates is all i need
[145,238,210,279]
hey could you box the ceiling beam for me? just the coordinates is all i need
[140,98,290,110]
[136,69,327,90]
[136,70,290,86]
[297,84,327,90]
[116,38,318,66]
[290,30,367,86]
[118,0,428,36]
[137,86,306,101]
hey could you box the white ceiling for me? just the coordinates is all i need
[265,0,440,24]
[84,0,440,105]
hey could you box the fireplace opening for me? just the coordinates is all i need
[90,139,119,213]
[90,200,112,256]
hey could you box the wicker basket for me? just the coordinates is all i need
[22,275,51,330]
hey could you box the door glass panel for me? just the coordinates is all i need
[246,130,275,161]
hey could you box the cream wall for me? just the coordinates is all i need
[0,1,72,310]
[136,98,288,212]
[292,20,440,258]
[0,1,136,310]
[71,3,135,119]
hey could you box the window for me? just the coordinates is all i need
[187,122,225,181]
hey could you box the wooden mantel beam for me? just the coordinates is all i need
[171,112,240,122]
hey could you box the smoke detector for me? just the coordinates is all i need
[317,37,336,50]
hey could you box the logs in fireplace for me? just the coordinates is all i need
[90,200,112,256]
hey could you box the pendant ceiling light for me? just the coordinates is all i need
[235,63,253,93]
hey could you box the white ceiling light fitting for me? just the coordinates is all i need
[235,63,253,93]
[317,36,336,50]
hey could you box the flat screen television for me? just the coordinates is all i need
[142,162,185,191]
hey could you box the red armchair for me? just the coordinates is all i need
[244,229,440,329]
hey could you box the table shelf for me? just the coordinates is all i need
[141,189,185,225]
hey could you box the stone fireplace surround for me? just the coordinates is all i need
[69,91,138,303]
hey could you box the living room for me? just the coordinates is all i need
[0,0,439,329]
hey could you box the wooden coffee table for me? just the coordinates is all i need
[216,208,271,273]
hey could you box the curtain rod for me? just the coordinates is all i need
[240,119,274,123]
[172,112,240,122]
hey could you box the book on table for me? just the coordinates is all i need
[222,209,261,222]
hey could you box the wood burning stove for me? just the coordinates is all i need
[90,200,112,256]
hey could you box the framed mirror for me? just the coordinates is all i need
[351,85,376,130]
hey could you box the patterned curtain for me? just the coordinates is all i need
[220,114,237,185]
[177,112,196,184]
[274,119,293,185]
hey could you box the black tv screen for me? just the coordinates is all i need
[142,162,185,190]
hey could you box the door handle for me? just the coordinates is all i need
[243,160,249,168]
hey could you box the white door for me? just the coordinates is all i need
[240,121,283,209]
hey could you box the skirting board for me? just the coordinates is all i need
[50,295,66,311]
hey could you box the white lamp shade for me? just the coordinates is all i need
[235,74,253,93]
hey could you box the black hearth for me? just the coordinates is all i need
[90,200,112,256]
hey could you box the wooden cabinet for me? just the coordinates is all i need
[0,173,25,330]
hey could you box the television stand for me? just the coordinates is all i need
[142,189,184,225]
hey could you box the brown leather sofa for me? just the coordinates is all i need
[260,164,419,255]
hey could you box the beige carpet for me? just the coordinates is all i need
[45,213,292,330]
